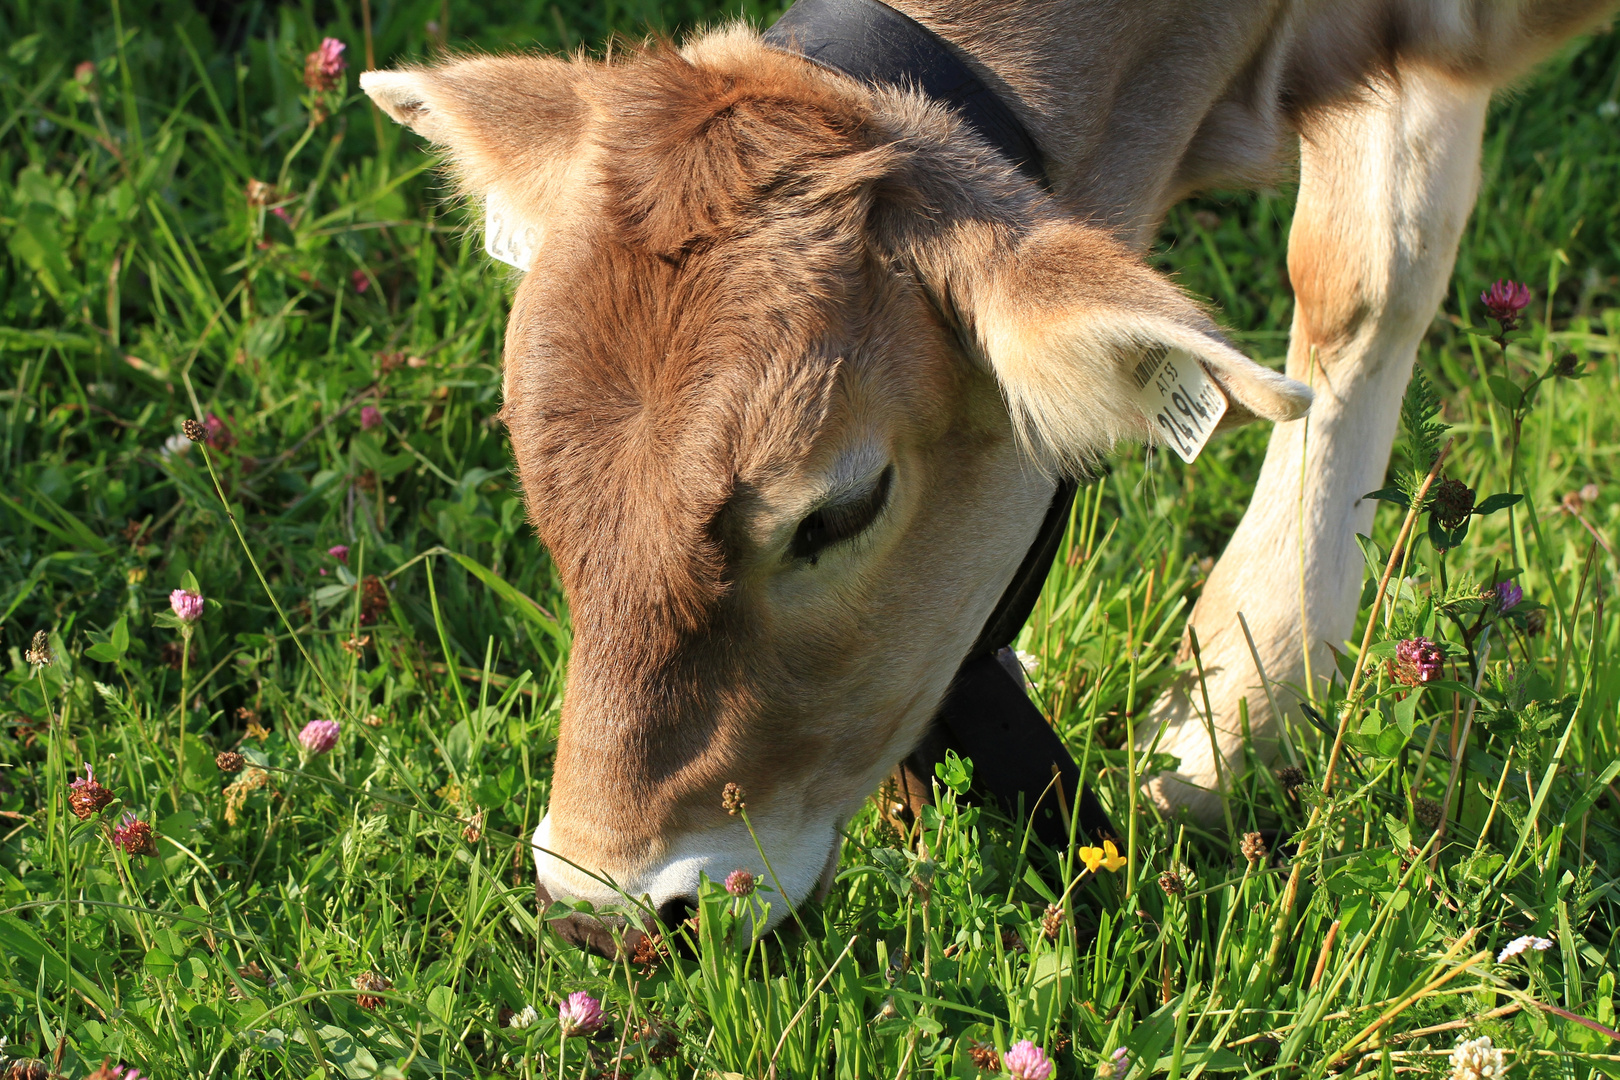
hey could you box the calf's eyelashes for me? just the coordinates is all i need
[789,464,894,564]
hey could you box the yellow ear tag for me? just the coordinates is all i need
[1130,346,1229,463]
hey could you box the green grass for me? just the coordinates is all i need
[2,2,1618,1077]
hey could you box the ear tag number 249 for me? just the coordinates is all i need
[1131,346,1229,464]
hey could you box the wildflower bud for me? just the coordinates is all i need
[1240,831,1267,865]
[721,782,746,815]
[169,588,204,623]
[298,719,341,755]
[1525,609,1546,637]
[350,269,370,294]
[1003,1040,1054,1080]
[360,404,383,430]
[202,412,235,452]
[1480,278,1531,331]
[110,812,157,857]
[1552,352,1581,378]
[24,630,54,668]
[1276,765,1307,794]
[1041,902,1065,941]
[303,37,347,93]
[182,418,206,442]
[558,991,605,1038]
[74,60,97,85]
[1158,869,1186,897]
[327,544,350,564]
[1563,490,1585,514]
[1390,637,1443,686]
[354,970,391,1010]
[724,868,756,896]
[68,763,115,819]
[216,751,245,773]
[1429,477,1475,531]
[1413,796,1443,830]
[1581,482,1601,504]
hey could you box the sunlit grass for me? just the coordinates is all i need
[1,3,1617,1077]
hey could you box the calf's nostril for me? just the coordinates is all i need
[656,896,695,930]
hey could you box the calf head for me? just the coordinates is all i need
[363,29,1310,937]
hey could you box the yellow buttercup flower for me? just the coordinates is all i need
[1079,839,1127,874]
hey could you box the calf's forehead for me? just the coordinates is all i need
[498,231,923,601]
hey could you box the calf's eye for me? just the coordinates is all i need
[790,466,893,565]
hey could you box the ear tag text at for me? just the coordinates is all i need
[1131,346,1228,463]
[484,194,539,271]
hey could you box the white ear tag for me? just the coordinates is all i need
[484,195,540,271]
[1130,346,1228,463]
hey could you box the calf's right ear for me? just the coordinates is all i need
[900,214,1312,474]
[361,57,595,266]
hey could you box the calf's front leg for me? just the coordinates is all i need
[1143,67,1493,822]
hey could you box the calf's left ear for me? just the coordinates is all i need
[905,216,1311,473]
[361,57,595,269]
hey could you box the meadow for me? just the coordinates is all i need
[2,1,1618,1076]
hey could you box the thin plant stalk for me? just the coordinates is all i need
[1266,438,1451,971]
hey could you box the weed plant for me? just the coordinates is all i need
[1,1,1618,1077]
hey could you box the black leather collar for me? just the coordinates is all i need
[762,0,1047,188]
[764,0,1108,849]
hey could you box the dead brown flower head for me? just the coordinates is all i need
[965,1040,1001,1072]
[1413,796,1443,830]
[1158,869,1187,897]
[1240,831,1268,865]
[68,763,115,819]
[1277,765,1307,794]
[1041,902,1065,941]
[216,750,245,773]
[354,969,390,1010]
[181,418,206,442]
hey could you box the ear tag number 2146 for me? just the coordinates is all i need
[1130,346,1228,464]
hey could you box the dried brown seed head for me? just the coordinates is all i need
[354,970,391,1010]
[1240,832,1268,865]
[182,418,206,442]
[721,782,746,816]
[216,750,245,773]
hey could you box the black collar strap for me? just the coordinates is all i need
[764,0,1107,848]
[762,0,1047,188]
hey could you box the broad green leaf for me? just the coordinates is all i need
[1487,375,1523,409]
[1474,492,1523,515]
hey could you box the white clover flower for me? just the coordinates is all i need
[1497,935,1553,962]
[1015,650,1040,676]
[161,433,192,459]
[1449,1035,1506,1079]
[508,1004,539,1029]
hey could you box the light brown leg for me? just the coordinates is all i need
[1143,66,1493,822]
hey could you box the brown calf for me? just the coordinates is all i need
[363,0,1612,933]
